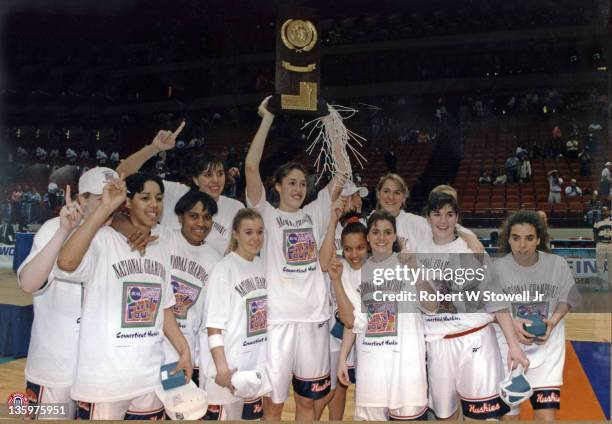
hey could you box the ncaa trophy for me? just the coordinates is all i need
[268,6,366,182]
[268,7,328,116]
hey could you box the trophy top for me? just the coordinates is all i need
[281,19,318,53]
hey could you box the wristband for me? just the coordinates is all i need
[208,334,224,349]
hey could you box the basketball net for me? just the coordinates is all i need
[302,104,367,186]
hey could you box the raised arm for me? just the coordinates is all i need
[319,198,346,272]
[328,259,355,328]
[245,97,274,206]
[57,179,126,272]
[326,134,349,201]
[19,186,83,293]
[115,121,185,176]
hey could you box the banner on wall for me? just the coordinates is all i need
[0,244,15,269]
[489,247,609,290]
[565,257,602,278]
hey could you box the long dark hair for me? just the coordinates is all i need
[366,210,401,253]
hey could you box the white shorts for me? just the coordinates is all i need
[25,381,76,419]
[76,392,164,420]
[267,322,331,403]
[496,328,565,415]
[427,325,509,420]
[354,405,428,421]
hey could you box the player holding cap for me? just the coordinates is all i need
[205,208,269,420]
[416,192,528,420]
[17,167,118,419]
[55,173,192,420]
[493,210,580,420]
[160,190,222,387]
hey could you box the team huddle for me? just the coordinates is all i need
[18,98,579,421]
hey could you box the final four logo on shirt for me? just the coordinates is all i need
[515,302,548,319]
[170,276,201,319]
[122,282,162,327]
[246,295,267,337]
[284,229,317,266]
[365,301,398,337]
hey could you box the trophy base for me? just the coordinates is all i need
[268,94,329,117]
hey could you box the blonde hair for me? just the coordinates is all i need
[375,173,409,209]
[227,208,264,253]
[431,184,458,200]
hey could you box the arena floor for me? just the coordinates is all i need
[0,269,609,420]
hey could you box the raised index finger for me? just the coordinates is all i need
[65,185,73,207]
[173,121,186,137]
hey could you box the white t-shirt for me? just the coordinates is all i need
[416,237,493,340]
[17,217,81,388]
[54,226,175,402]
[205,252,267,404]
[162,229,221,365]
[395,210,428,251]
[161,180,244,256]
[395,211,476,252]
[248,188,332,323]
[344,254,427,408]
[492,251,579,368]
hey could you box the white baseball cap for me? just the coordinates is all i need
[231,370,270,400]
[606,162,612,167]
[341,181,368,198]
[155,381,207,420]
[499,365,533,407]
[78,167,119,195]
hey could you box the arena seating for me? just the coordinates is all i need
[454,115,608,226]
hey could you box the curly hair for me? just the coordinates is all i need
[498,210,550,254]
